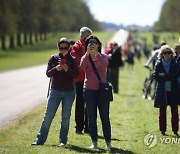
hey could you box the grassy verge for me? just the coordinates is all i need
[0,57,179,154]
[0,31,113,72]
[0,32,76,72]
[133,31,179,49]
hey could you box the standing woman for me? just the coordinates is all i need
[80,35,112,149]
[32,38,79,146]
[153,45,180,137]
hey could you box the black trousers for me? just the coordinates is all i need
[75,82,89,132]
[107,67,119,93]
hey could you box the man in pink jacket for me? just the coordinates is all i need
[71,27,92,134]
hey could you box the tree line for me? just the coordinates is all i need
[153,0,180,32]
[0,0,102,50]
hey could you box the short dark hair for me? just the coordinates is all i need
[57,38,70,49]
[159,41,166,47]
[84,35,102,53]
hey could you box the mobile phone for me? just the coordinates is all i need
[60,59,66,65]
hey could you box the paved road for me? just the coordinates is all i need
[108,29,129,47]
[0,30,129,129]
[0,65,49,129]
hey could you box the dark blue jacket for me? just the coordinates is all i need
[153,59,180,108]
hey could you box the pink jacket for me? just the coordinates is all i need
[80,53,109,90]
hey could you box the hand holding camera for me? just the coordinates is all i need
[60,59,66,65]
[87,45,98,55]
[60,59,68,72]
[56,59,68,72]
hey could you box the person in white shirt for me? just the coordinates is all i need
[144,41,166,68]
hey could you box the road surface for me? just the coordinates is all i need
[0,65,49,129]
[108,29,129,47]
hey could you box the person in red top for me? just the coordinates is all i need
[104,42,113,54]
[71,27,92,134]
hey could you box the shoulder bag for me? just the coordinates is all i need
[89,55,113,102]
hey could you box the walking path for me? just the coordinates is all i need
[0,65,49,129]
[108,29,129,47]
[0,30,129,129]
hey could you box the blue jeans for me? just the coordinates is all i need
[83,89,111,142]
[36,88,75,144]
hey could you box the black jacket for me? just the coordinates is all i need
[108,47,123,67]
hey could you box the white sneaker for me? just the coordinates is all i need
[106,142,112,149]
[89,141,98,149]
[59,143,67,147]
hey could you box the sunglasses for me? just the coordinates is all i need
[163,51,171,55]
[88,40,98,45]
[59,47,69,50]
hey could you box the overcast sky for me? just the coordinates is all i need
[86,0,166,26]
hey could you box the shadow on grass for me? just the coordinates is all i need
[118,94,136,97]
[110,147,135,154]
[67,144,106,153]
[97,135,121,141]
[48,144,135,154]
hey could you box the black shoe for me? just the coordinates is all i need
[31,141,43,146]
[75,130,83,135]
[161,131,166,136]
[174,132,180,138]
[84,129,89,134]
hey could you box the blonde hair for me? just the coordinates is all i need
[157,45,176,59]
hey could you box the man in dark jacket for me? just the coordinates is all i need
[107,42,123,93]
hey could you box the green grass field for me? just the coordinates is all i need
[0,31,179,153]
[133,31,179,50]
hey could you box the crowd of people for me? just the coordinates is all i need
[31,26,180,149]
